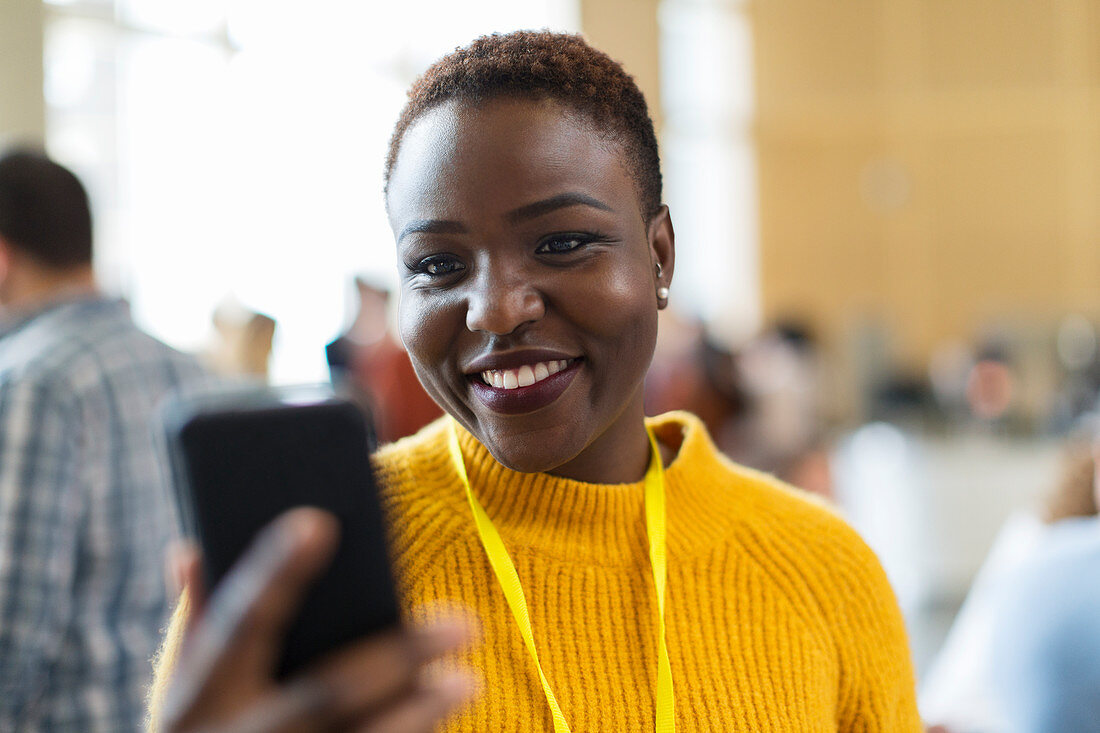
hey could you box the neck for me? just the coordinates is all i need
[547,402,654,485]
[1,263,97,313]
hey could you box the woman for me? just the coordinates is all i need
[151,31,921,732]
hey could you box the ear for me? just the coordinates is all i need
[647,205,675,310]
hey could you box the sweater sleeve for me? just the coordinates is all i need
[829,525,922,732]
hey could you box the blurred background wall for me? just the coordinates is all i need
[754,0,1100,423]
[0,0,763,385]
[4,0,1100,718]
[4,0,1099,389]
[0,0,45,140]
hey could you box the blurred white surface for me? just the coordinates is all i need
[45,0,581,383]
[834,425,1063,676]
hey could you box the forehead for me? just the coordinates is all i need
[386,98,641,225]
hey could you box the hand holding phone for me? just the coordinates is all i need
[164,387,400,677]
[158,508,477,733]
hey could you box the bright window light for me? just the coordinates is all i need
[45,0,580,384]
[659,0,759,346]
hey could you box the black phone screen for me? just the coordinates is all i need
[167,393,400,677]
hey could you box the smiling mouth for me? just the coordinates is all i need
[479,359,577,389]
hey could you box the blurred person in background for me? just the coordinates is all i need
[921,427,1100,732]
[646,319,833,498]
[205,297,277,382]
[732,321,833,499]
[0,149,205,731]
[644,312,747,452]
[981,431,1100,732]
[326,276,441,444]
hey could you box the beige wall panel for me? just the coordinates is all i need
[580,0,662,130]
[889,131,1068,358]
[758,137,889,336]
[1087,1,1100,85]
[0,0,45,143]
[1065,116,1100,304]
[921,0,1060,89]
[926,132,1065,247]
[876,143,938,363]
[759,128,1076,364]
[752,0,883,108]
[753,0,1100,369]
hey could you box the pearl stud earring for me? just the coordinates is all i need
[655,262,668,300]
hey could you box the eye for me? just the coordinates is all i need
[535,232,605,255]
[411,254,465,277]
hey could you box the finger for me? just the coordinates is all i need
[161,509,338,725]
[212,682,330,733]
[200,508,339,676]
[179,545,203,603]
[181,550,206,613]
[217,508,340,676]
[166,547,208,659]
[309,617,474,716]
[354,671,478,733]
[174,543,207,614]
[165,540,193,597]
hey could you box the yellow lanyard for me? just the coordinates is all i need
[448,420,675,732]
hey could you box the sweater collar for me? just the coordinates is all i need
[451,411,737,564]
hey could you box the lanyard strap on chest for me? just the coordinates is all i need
[448,420,675,732]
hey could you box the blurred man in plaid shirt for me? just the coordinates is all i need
[0,149,204,731]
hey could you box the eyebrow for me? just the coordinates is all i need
[506,192,613,223]
[397,219,466,243]
[397,192,613,243]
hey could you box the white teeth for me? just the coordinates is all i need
[480,359,573,390]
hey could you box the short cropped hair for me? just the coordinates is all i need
[385,30,663,220]
[0,149,93,268]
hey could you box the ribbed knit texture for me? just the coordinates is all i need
[374,412,921,732]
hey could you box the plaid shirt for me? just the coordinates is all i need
[0,297,205,732]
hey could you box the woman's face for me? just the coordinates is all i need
[386,97,674,483]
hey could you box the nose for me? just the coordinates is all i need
[465,266,545,335]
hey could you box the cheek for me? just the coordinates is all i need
[571,262,658,362]
[397,293,431,360]
[605,267,649,316]
[398,291,457,392]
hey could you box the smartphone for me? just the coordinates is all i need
[163,385,401,678]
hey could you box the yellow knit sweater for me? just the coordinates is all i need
[148,412,920,731]
[373,412,921,731]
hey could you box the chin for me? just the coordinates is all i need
[478,422,586,475]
